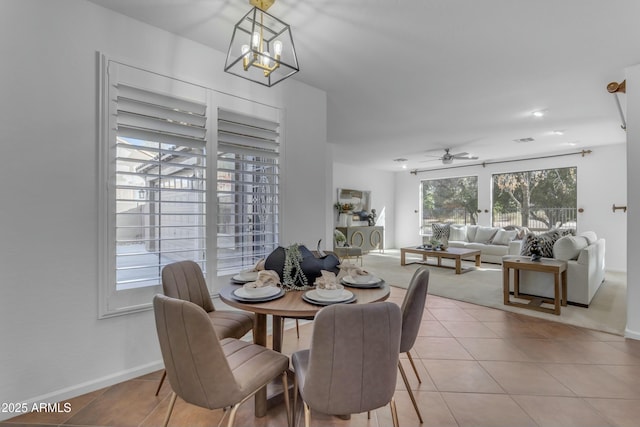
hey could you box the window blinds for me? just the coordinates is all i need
[217,108,280,275]
[113,83,207,290]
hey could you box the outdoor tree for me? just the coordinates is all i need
[422,176,478,226]
[493,167,577,229]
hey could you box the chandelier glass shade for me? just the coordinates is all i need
[224,4,299,87]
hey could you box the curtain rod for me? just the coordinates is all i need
[409,149,592,175]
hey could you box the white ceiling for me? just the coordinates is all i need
[87,0,638,171]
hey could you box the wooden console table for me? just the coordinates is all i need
[502,255,567,315]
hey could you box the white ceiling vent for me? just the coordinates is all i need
[513,137,535,143]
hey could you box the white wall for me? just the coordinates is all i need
[625,64,640,340]
[394,143,627,272]
[0,0,329,412]
[332,161,396,248]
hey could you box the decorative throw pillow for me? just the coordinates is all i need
[466,225,479,242]
[431,223,450,242]
[579,231,597,244]
[491,229,517,246]
[520,230,562,258]
[553,235,588,261]
[449,224,467,242]
[473,226,499,243]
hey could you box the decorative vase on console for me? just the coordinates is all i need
[346,211,353,226]
[338,213,348,227]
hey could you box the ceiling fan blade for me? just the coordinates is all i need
[452,152,479,160]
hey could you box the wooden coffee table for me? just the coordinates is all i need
[400,246,481,274]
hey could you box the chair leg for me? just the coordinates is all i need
[399,361,423,423]
[407,351,421,383]
[296,320,300,338]
[155,370,167,396]
[163,392,177,427]
[293,375,299,427]
[303,402,311,427]
[227,402,241,427]
[282,372,292,427]
[390,397,399,427]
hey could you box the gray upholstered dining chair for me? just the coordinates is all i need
[292,302,402,427]
[398,267,430,423]
[155,260,255,395]
[153,294,291,427]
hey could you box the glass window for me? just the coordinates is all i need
[216,109,280,276]
[492,167,577,233]
[420,176,478,234]
[99,58,208,317]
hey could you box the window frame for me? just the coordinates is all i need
[98,55,211,318]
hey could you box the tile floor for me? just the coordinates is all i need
[4,286,640,427]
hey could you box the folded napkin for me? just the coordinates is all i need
[244,270,280,289]
[314,270,340,290]
[250,258,266,271]
[337,261,369,280]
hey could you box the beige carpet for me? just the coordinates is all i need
[362,249,627,336]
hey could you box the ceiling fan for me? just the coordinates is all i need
[423,148,479,165]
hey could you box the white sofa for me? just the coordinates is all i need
[444,224,521,264]
[506,231,605,306]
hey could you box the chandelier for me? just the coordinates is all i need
[224,0,299,87]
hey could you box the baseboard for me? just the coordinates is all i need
[624,327,640,341]
[0,360,164,422]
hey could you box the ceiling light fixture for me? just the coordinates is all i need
[224,0,299,87]
[393,158,408,169]
[532,110,546,118]
[552,130,565,135]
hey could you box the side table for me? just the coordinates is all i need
[502,255,567,315]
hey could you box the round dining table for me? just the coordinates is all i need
[219,281,391,417]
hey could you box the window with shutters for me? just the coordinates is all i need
[99,57,209,317]
[216,109,280,276]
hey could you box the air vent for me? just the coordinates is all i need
[513,137,535,143]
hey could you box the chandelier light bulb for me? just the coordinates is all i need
[251,32,261,50]
[262,52,271,67]
[273,40,283,57]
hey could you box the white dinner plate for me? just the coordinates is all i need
[304,289,354,303]
[342,275,382,286]
[233,286,281,300]
[232,272,259,282]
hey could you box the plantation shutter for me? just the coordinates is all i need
[216,108,280,275]
[112,80,207,291]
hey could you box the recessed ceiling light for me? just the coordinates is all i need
[566,141,578,146]
[532,110,546,118]
[552,130,565,135]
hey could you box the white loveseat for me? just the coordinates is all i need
[506,231,605,306]
[443,224,521,264]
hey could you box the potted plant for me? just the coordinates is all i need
[334,229,347,247]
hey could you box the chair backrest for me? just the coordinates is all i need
[153,294,242,408]
[303,302,401,415]
[400,267,430,353]
[162,261,215,313]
